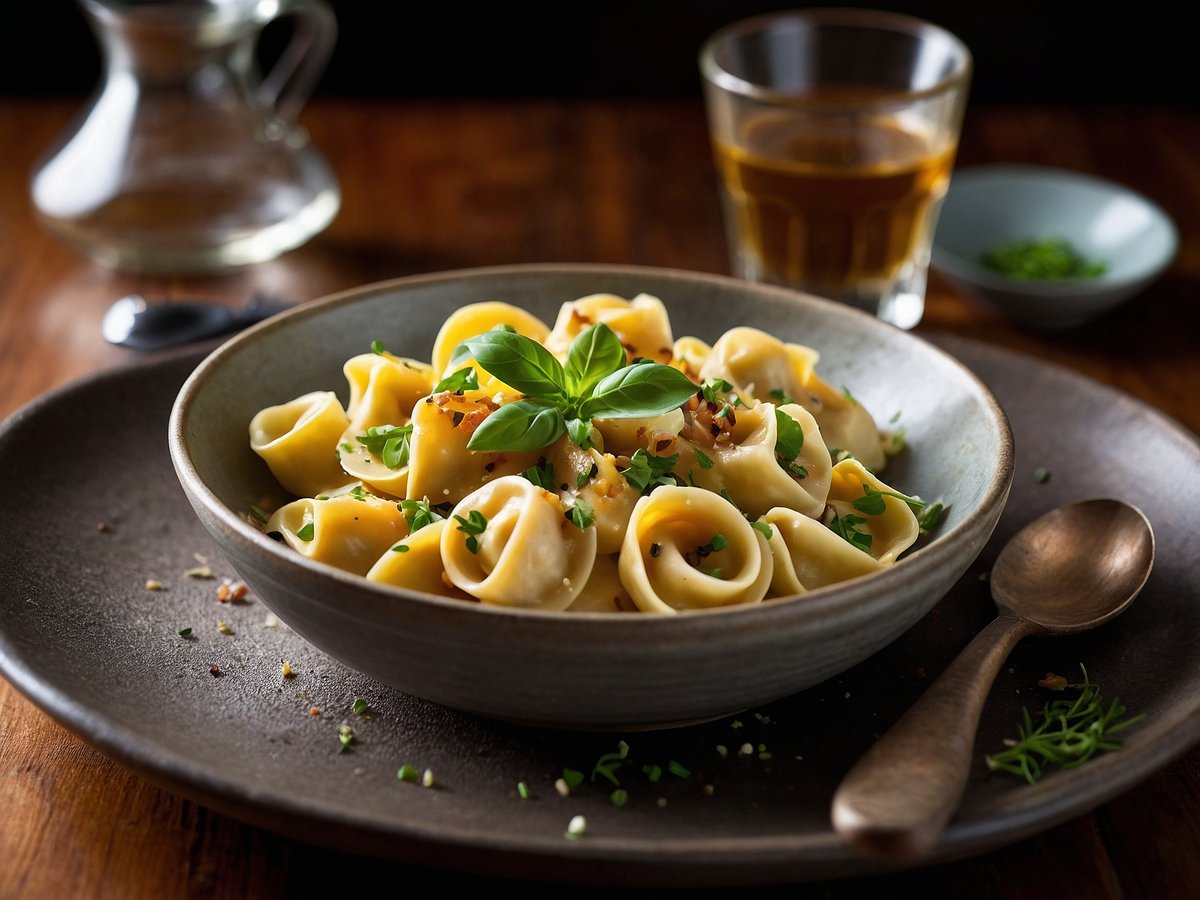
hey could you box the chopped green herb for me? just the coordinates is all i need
[562,768,585,790]
[668,760,691,779]
[774,409,807,478]
[705,567,724,580]
[567,497,595,531]
[591,741,629,786]
[768,388,794,405]
[296,522,315,542]
[610,788,629,807]
[642,764,662,783]
[576,463,598,488]
[696,534,727,557]
[249,505,269,524]
[827,510,873,553]
[694,448,715,470]
[982,238,1108,280]
[356,423,414,469]
[453,509,488,553]
[517,781,531,800]
[851,484,929,517]
[700,377,734,404]
[620,449,679,494]
[391,543,410,553]
[177,627,193,637]
[751,520,774,541]
[352,697,370,716]
[986,665,1142,783]
[397,764,420,783]
[400,497,442,533]
[916,500,946,535]
[348,485,371,501]
[337,725,353,753]
[522,459,557,491]
[371,340,386,355]
[1034,467,1052,484]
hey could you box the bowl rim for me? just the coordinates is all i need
[169,262,1015,633]
[932,164,1179,295]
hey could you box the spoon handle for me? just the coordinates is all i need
[831,611,1037,862]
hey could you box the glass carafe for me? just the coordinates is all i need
[30,0,340,273]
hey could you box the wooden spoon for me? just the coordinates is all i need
[831,498,1155,862]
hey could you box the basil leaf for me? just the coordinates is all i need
[357,423,414,469]
[564,323,627,399]
[466,399,565,452]
[565,416,594,449]
[774,408,805,469]
[580,363,697,419]
[464,331,566,398]
[433,366,479,394]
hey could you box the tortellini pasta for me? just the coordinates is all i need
[248,293,937,614]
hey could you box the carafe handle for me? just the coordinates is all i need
[255,0,337,121]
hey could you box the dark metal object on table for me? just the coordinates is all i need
[101,293,292,351]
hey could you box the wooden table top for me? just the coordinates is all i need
[1,96,1197,898]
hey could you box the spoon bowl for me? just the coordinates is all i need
[831,497,1154,862]
[991,499,1153,631]
[102,293,291,351]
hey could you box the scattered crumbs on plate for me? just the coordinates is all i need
[309,706,320,716]
[217,620,234,635]
[145,579,163,591]
[554,778,570,797]
[564,815,587,839]
[656,797,668,808]
[281,661,296,679]
[96,522,110,533]
[264,612,281,628]
[209,664,221,677]
[217,580,248,603]
[184,565,214,579]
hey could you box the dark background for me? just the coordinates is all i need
[2,1,1193,106]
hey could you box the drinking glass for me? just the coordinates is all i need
[699,9,972,328]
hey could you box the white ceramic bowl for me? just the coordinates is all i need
[169,264,1013,730]
[932,165,1178,329]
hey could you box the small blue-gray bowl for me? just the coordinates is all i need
[932,165,1178,329]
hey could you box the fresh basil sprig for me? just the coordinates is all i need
[464,323,697,453]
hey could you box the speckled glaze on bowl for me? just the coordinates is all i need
[169,264,1013,730]
[932,165,1178,330]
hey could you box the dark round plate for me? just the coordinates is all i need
[1,334,1198,887]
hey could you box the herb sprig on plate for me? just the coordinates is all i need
[986,665,1143,784]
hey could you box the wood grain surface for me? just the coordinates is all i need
[1,97,1197,899]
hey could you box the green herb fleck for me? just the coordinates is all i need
[774,409,807,478]
[522,458,557,491]
[352,697,370,716]
[397,764,420,783]
[1034,467,1052,484]
[694,448,714,470]
[517,781,531,800]
[453,509,488,553]
[668,760,691,779]
[751,521,774,541]
[296,522,315,542]
[177,627,193,637]
[562,768,585,790]
[620,449,679,494]
[567,497,595,531]
[576,463,598,489]
[356,423,414,469]
[610,788,629,807]
[400,497,442,533]
[371,340,386,355]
